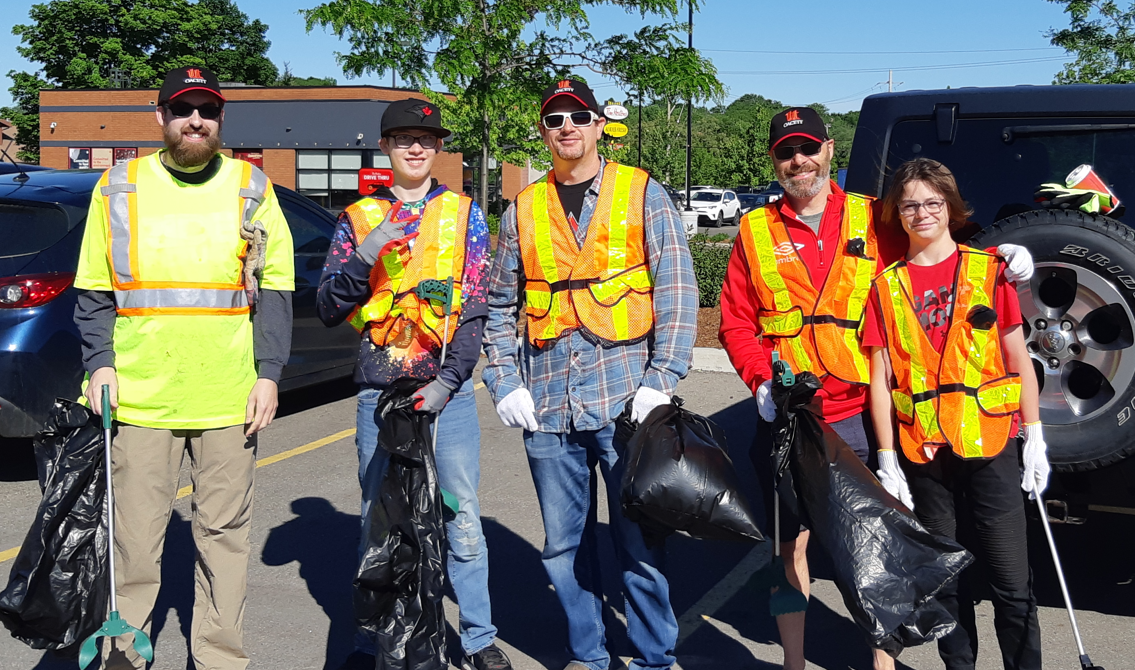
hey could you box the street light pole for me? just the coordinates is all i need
[685,0,693,213]
[637,90,643,168]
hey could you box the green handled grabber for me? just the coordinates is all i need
[414,277,459,516]
[78,385,153,669]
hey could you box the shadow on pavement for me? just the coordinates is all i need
[0,437,37,482]
[276,377,358,420]
[261,496,359,670]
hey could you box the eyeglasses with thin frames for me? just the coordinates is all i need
[542,111,599,130]
[389,134,440,150]
[898,199,947,218]
[165,102,223,120]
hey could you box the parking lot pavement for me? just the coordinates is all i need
[2,371,1133,669]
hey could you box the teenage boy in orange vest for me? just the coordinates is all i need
[317,99,511,670]
[719,108,1034,670]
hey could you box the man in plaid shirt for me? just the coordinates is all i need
[482,79,697,670]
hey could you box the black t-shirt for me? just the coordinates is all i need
[555,177,595,236]
[160,153,222,184]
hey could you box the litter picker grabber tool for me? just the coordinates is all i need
[78,386,153,669]
[753,352,808,616]
[414,277,460,515]
[1034,491,1105,670]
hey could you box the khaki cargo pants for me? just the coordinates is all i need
[103,423,256,670]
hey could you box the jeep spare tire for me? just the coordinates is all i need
[970,209,1135,472]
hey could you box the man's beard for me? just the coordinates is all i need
[553,137,585,161]
[778,159,832,199]
[164,125,222,167]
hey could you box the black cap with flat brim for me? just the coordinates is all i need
[158,66,225,105]
[540,79,600,115]
[381,99,451,138]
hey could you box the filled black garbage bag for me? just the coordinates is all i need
[355,378,447,670]
[772,372,973,655]
[0,399,109,653]
[619,397,764,547]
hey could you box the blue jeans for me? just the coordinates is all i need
[525,423,678,670]
[355,378,497,656]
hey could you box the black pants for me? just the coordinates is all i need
[904,440,1041,670]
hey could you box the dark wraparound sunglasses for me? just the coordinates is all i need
[165,101,224,120]
[542,111,599,129]
[773,140,823,161]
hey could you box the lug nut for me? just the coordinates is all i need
[1036,319,1048,330]
[1048,357,1060,369]
[1062,321,1073,331]
[1027,341,1040,353]
[1069,344,1083,356]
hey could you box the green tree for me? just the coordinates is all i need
[302,0,724,208]
[1049,0,1135,83]
[277,62,338,86]
[1,0,279,162]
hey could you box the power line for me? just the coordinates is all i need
[704,47,1062,55]
[719,56,1068,76]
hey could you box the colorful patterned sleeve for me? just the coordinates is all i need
[459,201,491,323]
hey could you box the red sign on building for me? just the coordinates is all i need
[233,150,264,168]
[358,168,394,195]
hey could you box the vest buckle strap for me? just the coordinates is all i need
[804,314,861,329]
[548,278,594,294]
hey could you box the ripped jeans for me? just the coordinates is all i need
[355,378,496,656]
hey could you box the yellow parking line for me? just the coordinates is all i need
[474,381,485,390]
[1,427,357,565]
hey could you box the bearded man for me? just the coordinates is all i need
[73,65,294,670]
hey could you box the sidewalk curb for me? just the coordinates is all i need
[691,347,734,373]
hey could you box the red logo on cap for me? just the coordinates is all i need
[423,106,432,116]
[785,109,800,122]
[187,68,202,80]
[558,80,573,89]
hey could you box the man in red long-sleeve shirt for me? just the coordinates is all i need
[720,108,1034,670]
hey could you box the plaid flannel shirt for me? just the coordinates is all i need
[482,159,697,433]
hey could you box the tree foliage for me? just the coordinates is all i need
[2,0,279,162]
[302,0,725,206]
[1049,0,1135,83]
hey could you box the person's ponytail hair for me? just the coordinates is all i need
[882,157,973,231]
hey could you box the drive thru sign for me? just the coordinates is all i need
[359,168,395,195]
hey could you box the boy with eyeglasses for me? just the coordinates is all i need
[317,99,510,670]
[483,78,696,670]
[718,107,1035,670]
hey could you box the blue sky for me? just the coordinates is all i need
[1,0,1075,112]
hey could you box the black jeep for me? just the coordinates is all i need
[846,83,1135,516]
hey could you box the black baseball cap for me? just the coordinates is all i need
[158,66,225,105]
[381,98,451,138]
[768,107,829,149]
[540,79,600,115]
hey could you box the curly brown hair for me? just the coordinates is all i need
[881,157,974,231]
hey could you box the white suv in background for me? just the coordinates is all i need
[688,188,741,227]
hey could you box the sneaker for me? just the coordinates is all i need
[461,643,513,670]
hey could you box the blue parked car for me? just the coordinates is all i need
[0,168,359,438]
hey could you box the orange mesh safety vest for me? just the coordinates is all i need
[345,191,470,348]
[874,247,1022,464]
[516,163,654,347]
[737,194,876,385]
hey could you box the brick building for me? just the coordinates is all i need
[38,85,465,211]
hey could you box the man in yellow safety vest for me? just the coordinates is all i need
[316,99,510,670]
[73,66,295,670]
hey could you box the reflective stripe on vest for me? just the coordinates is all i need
[738,193,876,384]
[875,247,1022,464]
[101,158,265,315]
[517,163,654,346]
[345,191,469,347]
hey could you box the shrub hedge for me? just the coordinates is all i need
[687,233,735,308]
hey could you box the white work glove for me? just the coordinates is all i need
[877,450,915,511]
[631,386,670,423]
[756,380,777,423]
[496,388,538,431]
[998,244,1034,284]
[1020,422,1051,499]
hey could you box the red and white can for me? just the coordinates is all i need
[1066,164,1121,213]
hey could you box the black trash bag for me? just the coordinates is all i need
[771,371,973,655]
[0,399,109,653]
[355,378,448,670]
[619,397,765,548]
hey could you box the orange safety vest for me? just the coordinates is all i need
[516,163,655,347]
[737,194,877,385]
[874,247,1022,464]
[346,191,470,348]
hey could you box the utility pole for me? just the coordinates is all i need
[685,0,693,213]
[885,70,903,93]
[637,90,643,169]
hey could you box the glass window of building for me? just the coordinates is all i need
[297,150,391,212]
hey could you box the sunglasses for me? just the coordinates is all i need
[389,134,440,150]
[165,101,223,120]
[773,140,823,161]
[542,111,599,130]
